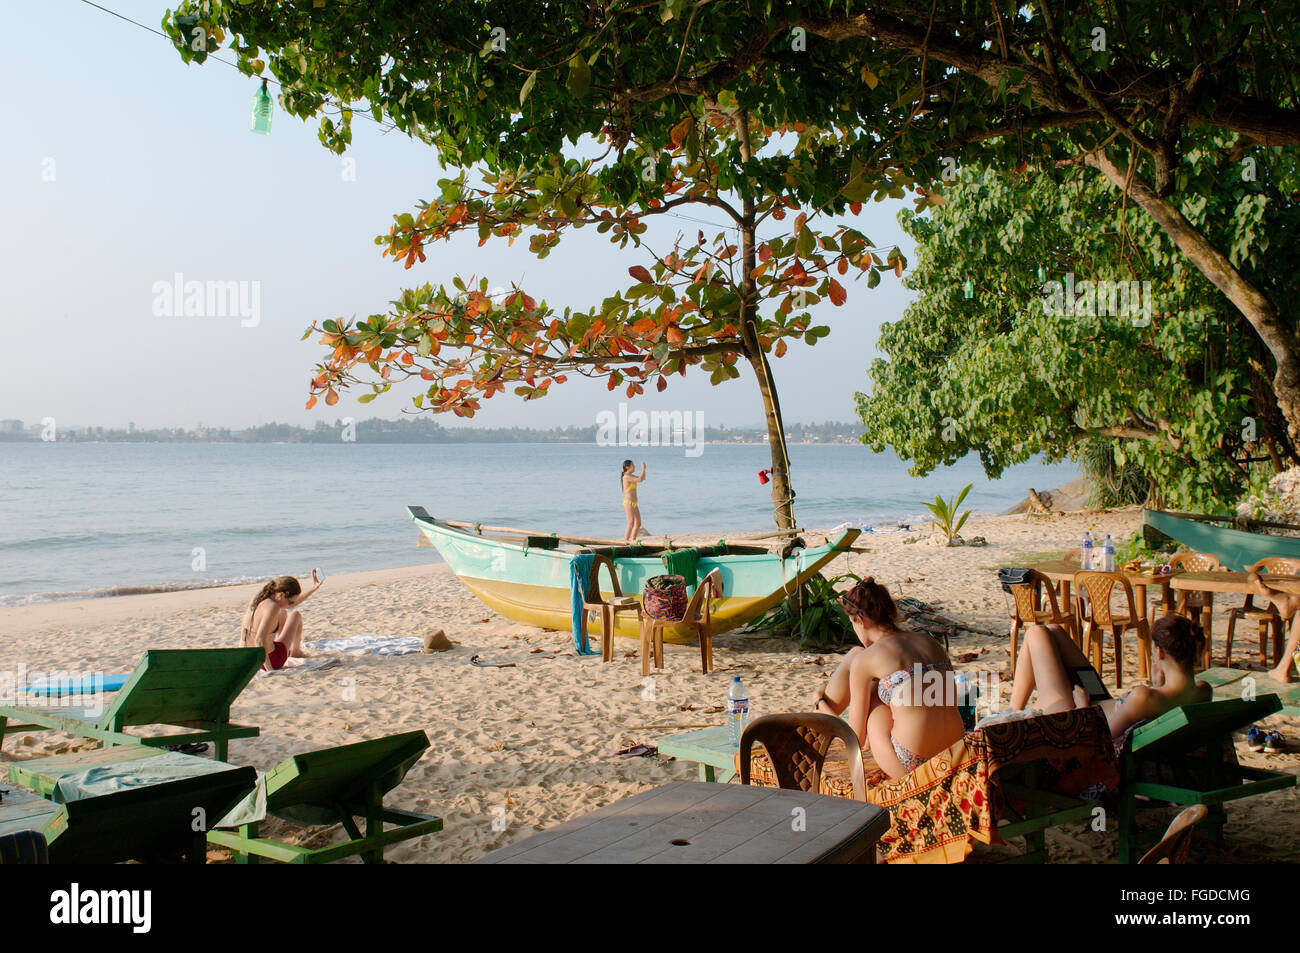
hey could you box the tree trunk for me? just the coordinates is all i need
[734,106,797,530]
[1085,152,1300,452]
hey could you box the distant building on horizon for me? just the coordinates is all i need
[0,419,22,433]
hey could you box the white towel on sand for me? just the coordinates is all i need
[305,634,424,657]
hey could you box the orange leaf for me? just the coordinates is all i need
[656,376,668,392]
[837,258,849,275]
[401,353,414,365]
[828,278,847,306]
[669,114,695,149]
[521,295,537,312]
[665,325,684,343]
[628,265,654,284]
[775,339,787,358]
[758,244,772,262]
[894,259,905,277]
[325,389,340,406]
[850,201,863,215]
[305,396,318,410]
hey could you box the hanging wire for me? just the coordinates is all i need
[75,0,400,132]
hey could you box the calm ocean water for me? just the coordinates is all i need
[0,442,1077,604]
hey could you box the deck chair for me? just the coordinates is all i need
[0,830,48,864]
[639,568,724,676]
[1138,805,1209,864]
[1116,696,1295,863]
[1225,557,1300,667]
[0,648,262,761]
[1169,551,1222,667]
[2,746,256,863]
[206,730,442,864]
[582,554,642,662]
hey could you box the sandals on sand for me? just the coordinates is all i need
[1264,730,1286,754]
[1246,725,1267,752]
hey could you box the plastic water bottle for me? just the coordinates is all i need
[1103,534,1115,572]
[1080,532,1094,569]
[726,676,749,748]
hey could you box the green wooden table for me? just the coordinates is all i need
[1201,667,1300,715]
[657,725,738,782]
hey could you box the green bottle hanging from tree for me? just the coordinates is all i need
[251,79,273,135]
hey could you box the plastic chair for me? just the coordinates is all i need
[582,554,642,662]
[1074,571,1151,689]
[1169,551,1221,666]
[639,568,723,675]
[1006,569,1078,676]
[1137,805,1209,864]
[1225,557,1300,667]
[739,712,867,802]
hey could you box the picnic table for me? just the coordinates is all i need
[474,780,889,864]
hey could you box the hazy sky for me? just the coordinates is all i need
[1,1,919,432]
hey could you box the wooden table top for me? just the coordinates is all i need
[474,780,889,864]
[1168,570,1300,594]
[1030,559,1173,586]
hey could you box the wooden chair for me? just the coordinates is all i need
[1006,569,1078,676]
[206,730,442,864]
[1117,696,1295,863]
[1225,557,1300,667]
[582,554,642,662]
[4,746,256,864]
[1138,805,1209,864]
[1169,551,1222,666]
[0,648,262,761]
[740,713,867,802]
[639,568,723,676]
[1074,571,1151,689]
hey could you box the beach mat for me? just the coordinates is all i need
[256,658,340,677]
[304,634,423,657]
[24,674,129,696]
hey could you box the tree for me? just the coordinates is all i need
[860,159,1298,512]
[163,0,916,530]
[162,1,1300,491]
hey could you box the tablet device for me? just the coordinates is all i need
[1069,665,1111,702]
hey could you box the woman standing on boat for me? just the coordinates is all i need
[240,571,322,670]
[621,459,648,541]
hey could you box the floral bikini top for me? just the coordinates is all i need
[878,661,953,706]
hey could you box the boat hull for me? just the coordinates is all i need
[1144,509,1300,571]
[409,510,859,642]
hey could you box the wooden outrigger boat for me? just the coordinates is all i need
[408,506,860,643]
[1144,509,1300,571]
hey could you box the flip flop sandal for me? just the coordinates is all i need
[1264,731,1286,754]
[165,742,210,755]
[469,654,516,668]
[613,744,656,758]
[1246,725,1267,752]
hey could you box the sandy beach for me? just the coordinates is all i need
[3,508,1297,863]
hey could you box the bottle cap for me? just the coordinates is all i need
[732,675,740,682]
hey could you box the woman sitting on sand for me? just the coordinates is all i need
[813,578,965,779]
[240,571,322,670]
[1008,614,1210,740]
[621,459,648,541]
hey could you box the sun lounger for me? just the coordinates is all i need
[1116,695,1296,863]
[0,648,262,761]
[2,746,256,863]
[205,730,442,863]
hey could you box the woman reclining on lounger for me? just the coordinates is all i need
[1009,614,1210,740]
[240,571,322,670]
[812,578,966,779]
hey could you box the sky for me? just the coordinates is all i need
[0,1,919,432]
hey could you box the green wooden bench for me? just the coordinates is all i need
[1117,695,1296,863]
[2,746,257,863]
[0,648,262,761]
[205,730,443,863]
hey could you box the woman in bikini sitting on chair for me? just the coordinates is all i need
[1008,614,1210,742]
[813,578,965,779]
[240,571,323,670]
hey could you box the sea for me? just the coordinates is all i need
[0,442,1078,605]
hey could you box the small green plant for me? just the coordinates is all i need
[745,571,862,648]
[924,484,973,542]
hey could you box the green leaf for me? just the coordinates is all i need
[519,70,538,106]
[566,54,590,98]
